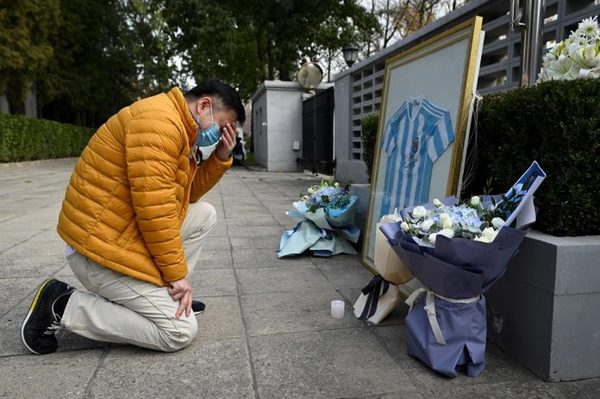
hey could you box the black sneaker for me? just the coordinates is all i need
[21,278,74,355]
[192,300,205,315]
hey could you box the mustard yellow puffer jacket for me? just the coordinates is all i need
[57,87,231,286]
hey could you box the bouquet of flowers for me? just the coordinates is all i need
[399,187,526,248]
[278,178,361,257]
[379,161,546,377]
[538,16,600,82]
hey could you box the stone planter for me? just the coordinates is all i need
[487,230,600,381]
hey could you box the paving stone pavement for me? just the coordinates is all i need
[0,158,599,399]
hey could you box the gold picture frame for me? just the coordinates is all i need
[362,16,484,272]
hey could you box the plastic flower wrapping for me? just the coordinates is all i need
[379,161,546,378]
[538,16,600,82]
[278,179,360,257]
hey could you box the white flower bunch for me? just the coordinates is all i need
[538,16,600,82]
[400,197,506,247]
[298,178,350,213]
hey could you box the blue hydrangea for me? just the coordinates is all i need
[310,187,347,208]
[299,179,351,213]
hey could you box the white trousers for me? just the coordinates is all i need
[61,201,217,352]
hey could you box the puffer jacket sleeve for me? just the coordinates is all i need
[189,152,232,203]
[125,116,188,283]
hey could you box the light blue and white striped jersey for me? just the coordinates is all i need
[379,97,455,216]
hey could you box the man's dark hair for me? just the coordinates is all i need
[185,80,246,124]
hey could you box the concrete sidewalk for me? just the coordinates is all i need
[0,158,598,398]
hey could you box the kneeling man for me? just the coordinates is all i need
[21,80,245,354]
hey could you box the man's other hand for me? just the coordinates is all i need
[167,277,193,319]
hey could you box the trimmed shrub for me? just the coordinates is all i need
[361,114,379,183]
[464,78,600,237]
[0,114,94,162]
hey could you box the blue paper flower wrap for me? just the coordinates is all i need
[380,196,527,377]
[278,195,361,257]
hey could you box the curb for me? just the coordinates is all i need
[0,157,78,169]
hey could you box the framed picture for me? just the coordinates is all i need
[362,16,484,271]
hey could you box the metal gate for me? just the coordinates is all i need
[301,87,334,175]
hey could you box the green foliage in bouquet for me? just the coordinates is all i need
[0,114,94,162]
[465,78,600,236]
[361,114,379,183]
[480,183,526,227]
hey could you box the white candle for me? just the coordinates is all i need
[331,300,345,319]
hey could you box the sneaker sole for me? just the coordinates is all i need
[20,277,56,355]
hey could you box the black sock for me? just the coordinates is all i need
[52,292,72,318]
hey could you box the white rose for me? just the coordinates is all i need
[474,235,491,243]
[334,182,340,189]
[307,188,314,195]
[440,213,453,229]
[429,229,453,245]
[433,198,442,208]
[428,233,438,245]
[400,221,410,232]
[412,206,427,219]
[470,196,481,207]
[481,227,498,242]
[438,228,455,239]
[491,217,505,229]
[421,219,434,231]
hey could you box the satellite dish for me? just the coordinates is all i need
[296,62,323,90]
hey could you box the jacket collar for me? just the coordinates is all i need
[166,87,198,144]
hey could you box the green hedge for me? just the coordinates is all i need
[361,114,379,183]
[465,78,600,237]
[0,114,94,162]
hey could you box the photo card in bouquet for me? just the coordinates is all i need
[501,161,547,228]
[362,16,485,272]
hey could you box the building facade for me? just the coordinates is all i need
[251,81,333,172]
[334,0,600,184]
